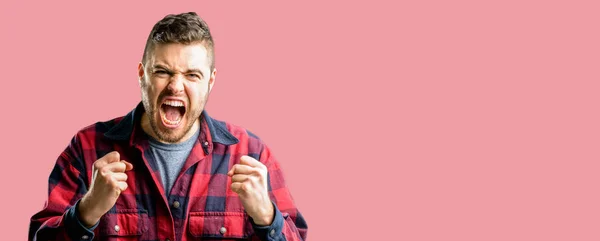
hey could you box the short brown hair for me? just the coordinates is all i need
[142,12,215,70]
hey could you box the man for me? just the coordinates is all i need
[29,12,307,241]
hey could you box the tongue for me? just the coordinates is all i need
[163,106,181,121]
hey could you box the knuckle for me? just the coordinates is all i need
[241,183,251,192]
[109,151,119,159]
[116,163,126,172]
[102,176,112,186]
[248,176,258,183]
[99,169,109,178]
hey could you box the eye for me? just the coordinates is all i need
[187,74,201,80]
[153,70,169,77]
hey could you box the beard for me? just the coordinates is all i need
[147,104,201,143]
[141,88,209,143]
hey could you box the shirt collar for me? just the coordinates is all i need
[104,102,239,146]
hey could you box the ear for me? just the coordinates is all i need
[137,62,145,86]
[208,68,217,93]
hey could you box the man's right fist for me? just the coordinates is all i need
[77,151,133,227]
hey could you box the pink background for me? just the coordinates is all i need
[1,0,600,240]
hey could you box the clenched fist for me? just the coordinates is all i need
[227,155,274,226]
[78,151,133,227]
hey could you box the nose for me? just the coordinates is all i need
[167,74,185,94]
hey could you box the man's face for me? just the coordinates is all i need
[138,43,215,143]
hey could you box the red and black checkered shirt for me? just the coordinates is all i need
[29,103,308,241]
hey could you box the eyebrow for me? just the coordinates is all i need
[152,64,170,71]
[152,64,204,77]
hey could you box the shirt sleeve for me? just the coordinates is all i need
[29,135,97,241]
[252,144,308,241]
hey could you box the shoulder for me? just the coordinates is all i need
[211,117,263,141]
[74,115,127,141]
[210,118,282,169]
[226,121,261,140]
[56,115,126,172]
[206,115,267,155]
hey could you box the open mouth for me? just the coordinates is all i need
[159,99,186,128]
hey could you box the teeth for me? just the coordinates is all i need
[163,100,184,107]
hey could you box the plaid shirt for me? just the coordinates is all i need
[29,102,308,241]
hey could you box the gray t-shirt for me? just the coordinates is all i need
[148,128,200,196]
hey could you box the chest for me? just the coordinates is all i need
[90,144,254,240]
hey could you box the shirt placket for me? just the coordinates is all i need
[135,143,177,241]
[172,127,213,240]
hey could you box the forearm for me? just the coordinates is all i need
[30,136,96,241]
[30,200,98,241]
[251,202,307,241]
[254,145,308,241]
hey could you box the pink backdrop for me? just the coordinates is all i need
[2,0,600,240]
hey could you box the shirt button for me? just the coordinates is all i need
[81,235,89,240]
[203,141,209,146]
[114,225,120,232]
[270,229,275,237]
[172,201,180,209]
[219,226,227,234]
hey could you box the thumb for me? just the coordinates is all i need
[121,160,134,171]
[98,151,121,166]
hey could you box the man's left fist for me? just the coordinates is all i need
[228,155,274,226]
